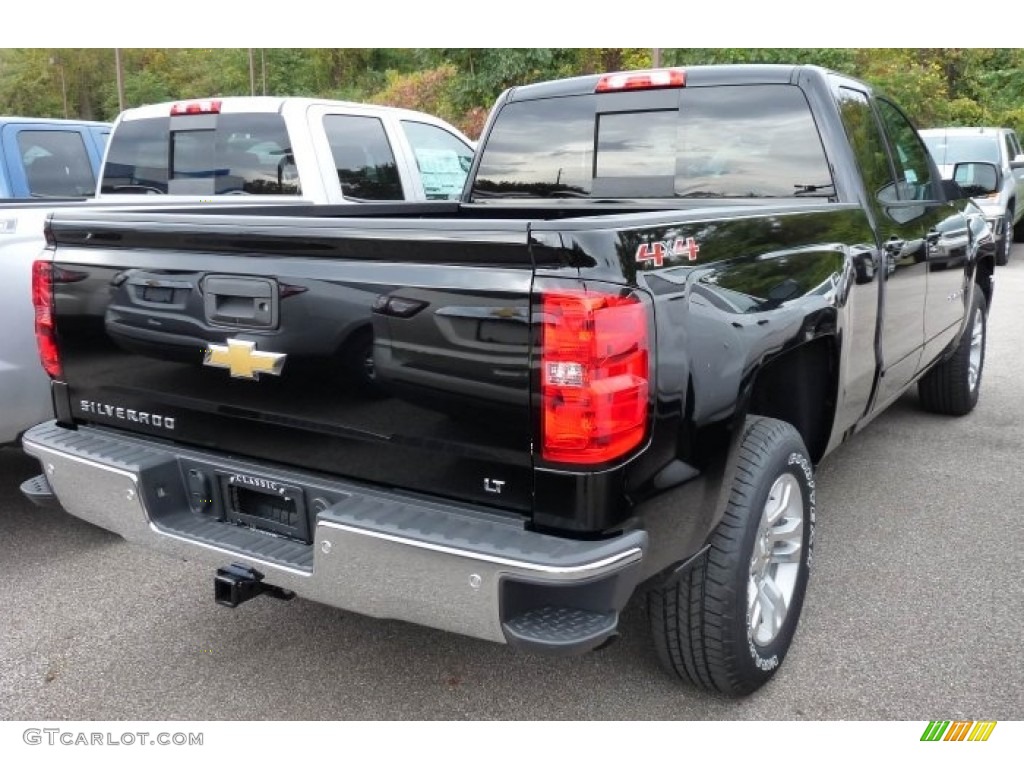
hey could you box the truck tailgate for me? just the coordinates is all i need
[47,214,536,515]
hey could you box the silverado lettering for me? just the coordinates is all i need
[79,400,175,430]
[21,65,997,697]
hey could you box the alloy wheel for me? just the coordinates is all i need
[747,473,804,646]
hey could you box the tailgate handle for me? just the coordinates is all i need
[202,276,278,329]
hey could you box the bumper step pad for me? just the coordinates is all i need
[20,473,61,509]
[503,606,618,654]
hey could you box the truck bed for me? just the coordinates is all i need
[45,198,857,527]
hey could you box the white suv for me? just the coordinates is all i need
[920,126,1024,265]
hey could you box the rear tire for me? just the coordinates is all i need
[1014,212,1024,243]
[647,417,815,697]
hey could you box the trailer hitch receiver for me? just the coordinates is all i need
[214,563,295,607]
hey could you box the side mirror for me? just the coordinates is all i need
[1010,153,1024,171]
[851,247,877,285]
[949,161,1001,199]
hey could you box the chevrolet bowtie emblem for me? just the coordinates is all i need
[203,339,286,380]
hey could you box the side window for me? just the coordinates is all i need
[836,87,898,202]
[17,130,96,197]
[400,120,473,200]
[93,128,110,160]
[1003,132,1020,163]
[323,115,403,201]
[875,99,936,201]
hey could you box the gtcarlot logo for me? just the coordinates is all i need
[23,729,203,746]
[920,720,997,742]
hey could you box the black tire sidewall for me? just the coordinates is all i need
[728,431,816,685]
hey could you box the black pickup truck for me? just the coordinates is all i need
[21,65,998,696]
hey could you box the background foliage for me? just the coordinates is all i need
[3,48,1024,139]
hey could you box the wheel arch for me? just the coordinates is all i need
[743,336,839,465]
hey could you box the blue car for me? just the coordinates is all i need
[0,117,110,198]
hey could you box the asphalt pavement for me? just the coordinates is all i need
[1,250,1021,721]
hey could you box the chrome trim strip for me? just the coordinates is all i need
[318,520,642,576]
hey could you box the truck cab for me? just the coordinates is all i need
[98,96,475,203]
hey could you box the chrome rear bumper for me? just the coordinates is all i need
[23,421,646,651]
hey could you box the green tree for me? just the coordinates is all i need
[1,48,1023,140]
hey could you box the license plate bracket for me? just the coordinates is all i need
[142,285,175,303]
[221,474,310,544]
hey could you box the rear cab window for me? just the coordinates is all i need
[101,112,300,195]
[472,84,833,200]
[17,130,96,197]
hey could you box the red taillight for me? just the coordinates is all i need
[32,260,61,378]
[170,99,222,116]
[595,69,686,93]
[541,289,649,464]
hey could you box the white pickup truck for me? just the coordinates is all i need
[0,96,476,444]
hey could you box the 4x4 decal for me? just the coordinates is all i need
[635,237,700,267]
